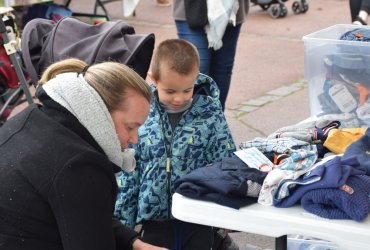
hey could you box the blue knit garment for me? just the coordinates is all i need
[301,174,370,221]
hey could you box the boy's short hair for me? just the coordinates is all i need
[151,39,200,81]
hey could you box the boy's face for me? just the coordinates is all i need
[154,63,198,111]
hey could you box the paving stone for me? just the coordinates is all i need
[229,105,243,111]
[290,81,307,89]
[267,85,301,96]
[237,105,259,113]
[241,95,282,106]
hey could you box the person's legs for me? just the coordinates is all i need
[141,220,213,250]
[175,20,211,75]
[358,0,370,23]
[181,221,213,250]
[350,0,362,21]
[210,24,242,110]
[360,0,370,13]
[141,221,174,248]
[176,21,242,109]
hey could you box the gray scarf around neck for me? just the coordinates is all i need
[43,72,134,172]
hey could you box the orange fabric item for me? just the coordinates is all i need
[354,83,370,106]
[324,128,367,154]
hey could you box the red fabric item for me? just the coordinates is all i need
[0,34,19,89]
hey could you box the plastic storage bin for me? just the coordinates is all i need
[287,235,343,250]
[302,24,370,128]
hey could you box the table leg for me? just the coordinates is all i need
[275,235,287,250]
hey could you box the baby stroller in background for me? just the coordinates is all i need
[251,0,309,19]
[21,16,155,87]
[0,7,33,126]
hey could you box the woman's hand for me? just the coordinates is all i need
[132,238,169,250]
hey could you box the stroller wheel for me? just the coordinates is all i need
[301,0,309,13]
[260,4,270,10]
[279,5,288,17]
[292,0,309,14]
[292,1,301,14]
[269,5,281,19]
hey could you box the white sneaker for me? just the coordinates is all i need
[353,16,367,25]
[353,21,364,25]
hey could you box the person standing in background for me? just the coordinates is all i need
[172,0,249,110]
[350,0,370,24]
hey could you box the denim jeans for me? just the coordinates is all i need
[175,20,242,110]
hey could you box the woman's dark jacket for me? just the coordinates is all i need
[0,93,138,250]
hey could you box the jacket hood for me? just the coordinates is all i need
[193,73,220,99]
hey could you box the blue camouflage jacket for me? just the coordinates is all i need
[114,73,236,227]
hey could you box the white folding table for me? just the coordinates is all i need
[172,193,370,250]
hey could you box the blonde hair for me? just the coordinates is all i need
[151,39,200,81]
[39,58,152,112]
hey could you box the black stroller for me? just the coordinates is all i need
[251,0,309,18]
[0,16,155,126]
[1,16,154,125]
[0,17,155,126]
[21,16,155,87]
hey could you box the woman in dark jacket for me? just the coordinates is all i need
[0,58,167,250]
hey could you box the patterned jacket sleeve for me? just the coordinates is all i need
[114,146,141,228]
[206,104,236,163]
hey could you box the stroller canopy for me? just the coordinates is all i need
[21,17,155,85]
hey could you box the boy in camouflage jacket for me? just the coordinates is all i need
[115,39,236,249]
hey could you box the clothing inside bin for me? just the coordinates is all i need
[316,28,370,127]
[339,27,370,42]
[324,53,370,86]
[287,235,343,250]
